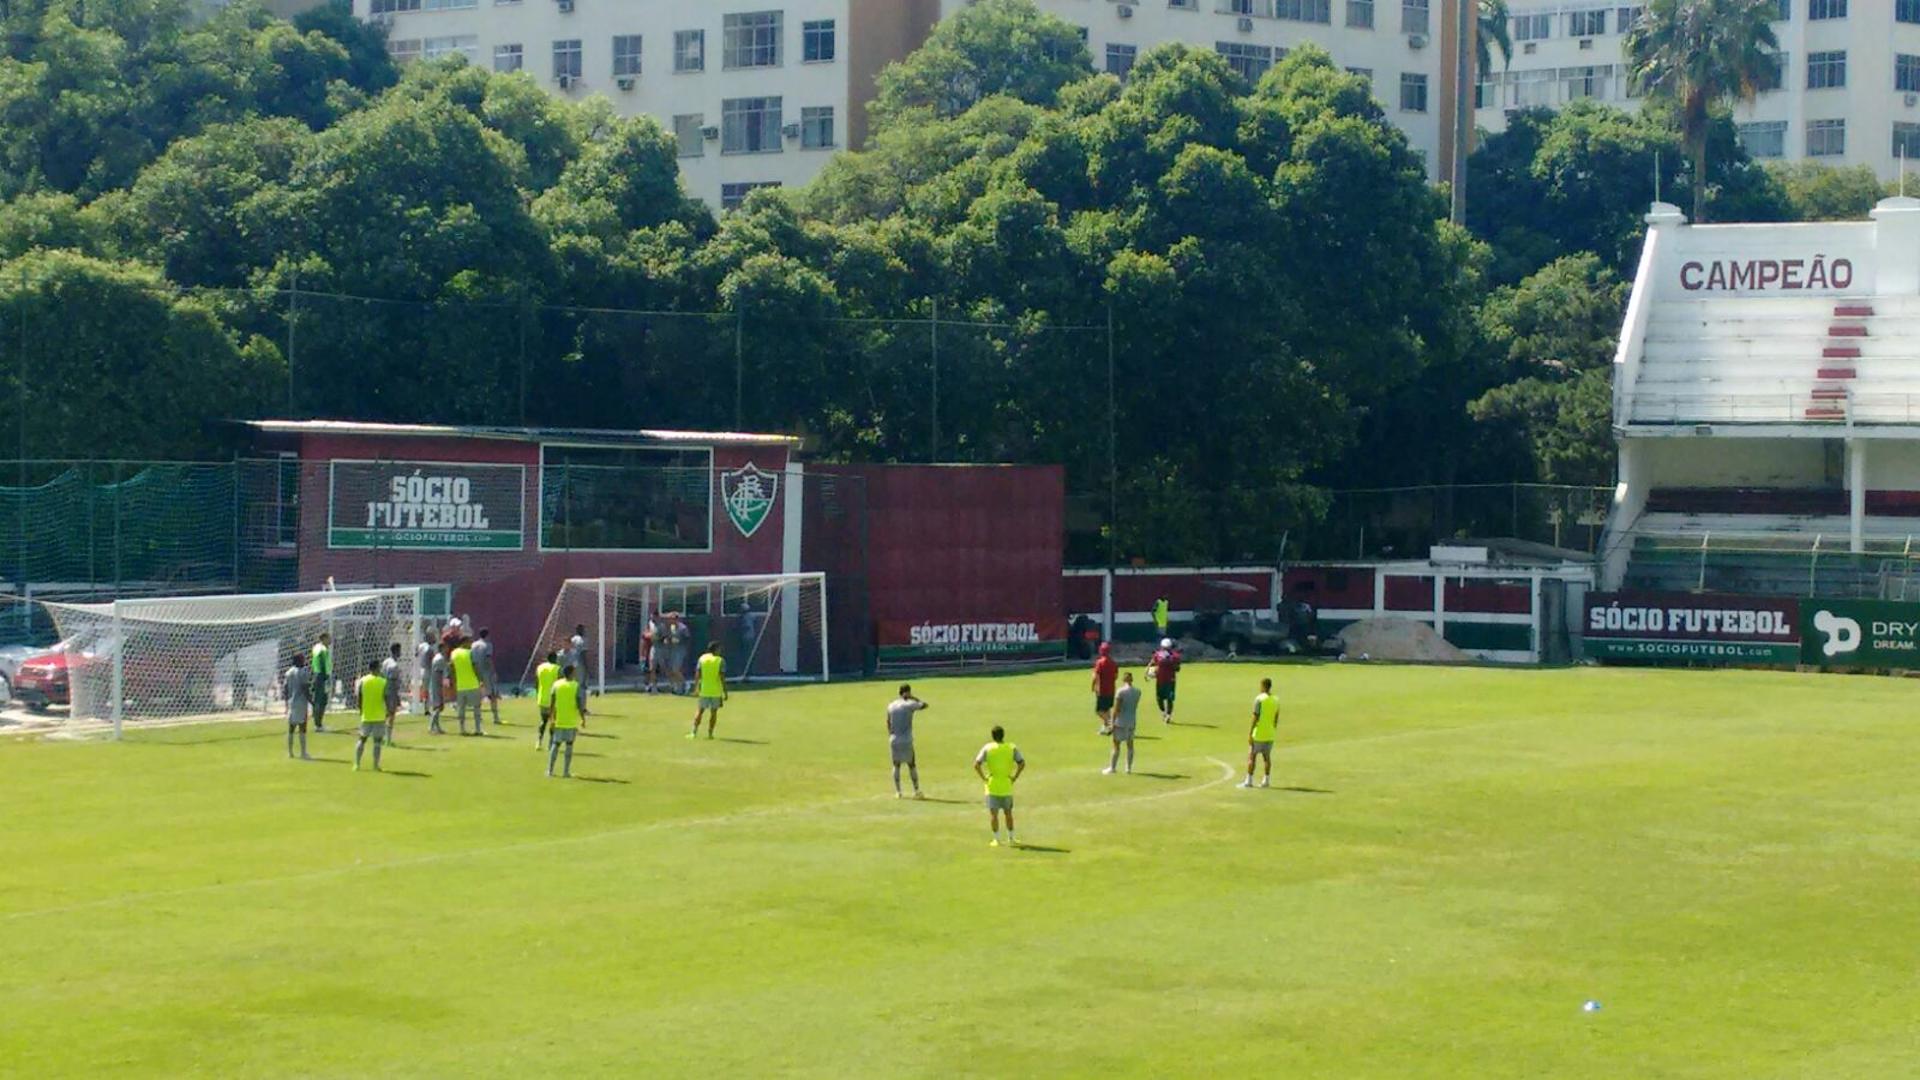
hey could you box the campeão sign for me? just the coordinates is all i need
[328,461,526,550]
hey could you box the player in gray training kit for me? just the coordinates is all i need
[381,643,405,744]
[568,624,590,718]
[471,628,501,726]
[1105,672,1142,775]
[283,653,312,760]
[428,645,450,735]
[885,684,929,798]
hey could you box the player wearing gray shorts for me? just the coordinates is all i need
[427,646,450,735]
[885,685,928,799]
[1105,672,1141,775]
[471,628,501,726]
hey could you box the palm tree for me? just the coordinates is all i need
[1624,0,1780,222]
[1477,0,1513,81]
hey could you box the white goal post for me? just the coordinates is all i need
[40,588,422,738]
[523,573,829,693]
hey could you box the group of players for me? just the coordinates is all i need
[281,618,1281,844]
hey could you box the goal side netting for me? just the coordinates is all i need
[522,574,829,692]
[40,588,421,734]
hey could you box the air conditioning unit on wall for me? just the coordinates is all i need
[1117,3,1134,17]
[1237,16,1253,32]
[1408,33,1428,49]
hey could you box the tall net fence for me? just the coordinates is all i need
[524,574,830,692]
[38,588,417,730]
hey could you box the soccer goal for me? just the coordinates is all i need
[523,574,829,694]
[39,587,420,737]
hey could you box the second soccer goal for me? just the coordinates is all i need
[523,573,829,693]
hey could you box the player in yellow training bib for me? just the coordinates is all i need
[972,725,1026,847]
[547,665,582,778]
[533,651,561,750]
[1241,677,1279,789]
[450,641,483,736]
[353,659,389,773]
[687,641,727,739]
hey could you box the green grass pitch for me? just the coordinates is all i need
[2,663,1918,1077]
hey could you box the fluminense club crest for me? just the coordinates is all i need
[720,463,779,538]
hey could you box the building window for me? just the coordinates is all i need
[673,114,705,158]
[1806,50,1845,90]
[1617,6,1643,30]
[388,38,421,63]
[1901,0,1920,24]
[1806,0,1843,16]
[720,182,781,212]
[1225,0,1253,14]
[1895,122,1920,161]
[722,96,783,154]
[553,39,582,80]
[539,447,711,552]
[1899,54,1920,93]
[1757,51,1787,91]
[1275,0,1331,21]
[801,106,835,149]
[1569,9,1605,35]
[723,10,782,69]
[1347,0,1374,28]
[1399,72,1428,111]
[1737,120,1787,158]
[1807,118,1845,157]
[1513,12,1550,39]
[1401,0,1428,34]
[802,19,836,63]
[1774,0,1789,16]
[1106,43,1137,79]
[422,34,477,61]
[492,43,522,72]
[1170,0,1196,8]
[371,0,477,10]
[1216,42,1274,84]
[674,29,705,72]
[612,35,642,77]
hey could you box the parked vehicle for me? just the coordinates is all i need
[1189,579,1330,656]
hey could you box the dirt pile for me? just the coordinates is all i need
[1333,618,1471,663]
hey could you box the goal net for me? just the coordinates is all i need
[39,588,420,735]
[523,574,829,693]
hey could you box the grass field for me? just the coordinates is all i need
[2,662,1918,1078]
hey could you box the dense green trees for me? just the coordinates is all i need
[0,0,1892,558]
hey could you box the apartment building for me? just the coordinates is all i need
[357,0,1464,207]
[355,0,942,209]
[1475,2,1920,181]
[975,0,1467,179]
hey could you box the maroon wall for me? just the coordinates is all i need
[294,433,793,677]
[818,464,1066,661]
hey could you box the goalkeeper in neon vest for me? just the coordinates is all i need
[309,632,333,732]
[687,641,727,739]
[352,659,388,772]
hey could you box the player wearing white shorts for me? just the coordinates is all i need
[687,642,726,739]
[1242,677,1279,789]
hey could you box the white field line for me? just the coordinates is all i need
[0,758,1240,921]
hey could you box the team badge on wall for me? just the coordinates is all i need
[720,463,779,538]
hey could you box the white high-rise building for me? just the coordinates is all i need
[355,0,1469,207]
[1476,3,1920,181]
[356,0,944,209]
[992,0,1470,180]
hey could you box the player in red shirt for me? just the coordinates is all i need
[1149,637,1182,724]
[1091,642,1120,735]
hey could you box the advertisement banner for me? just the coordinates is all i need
[1582,591,1800,663]
[1799,598,1920,667]
[328,461,526,551]
[876,617,1068,662]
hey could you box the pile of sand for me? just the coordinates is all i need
[1333,618,1470,663]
